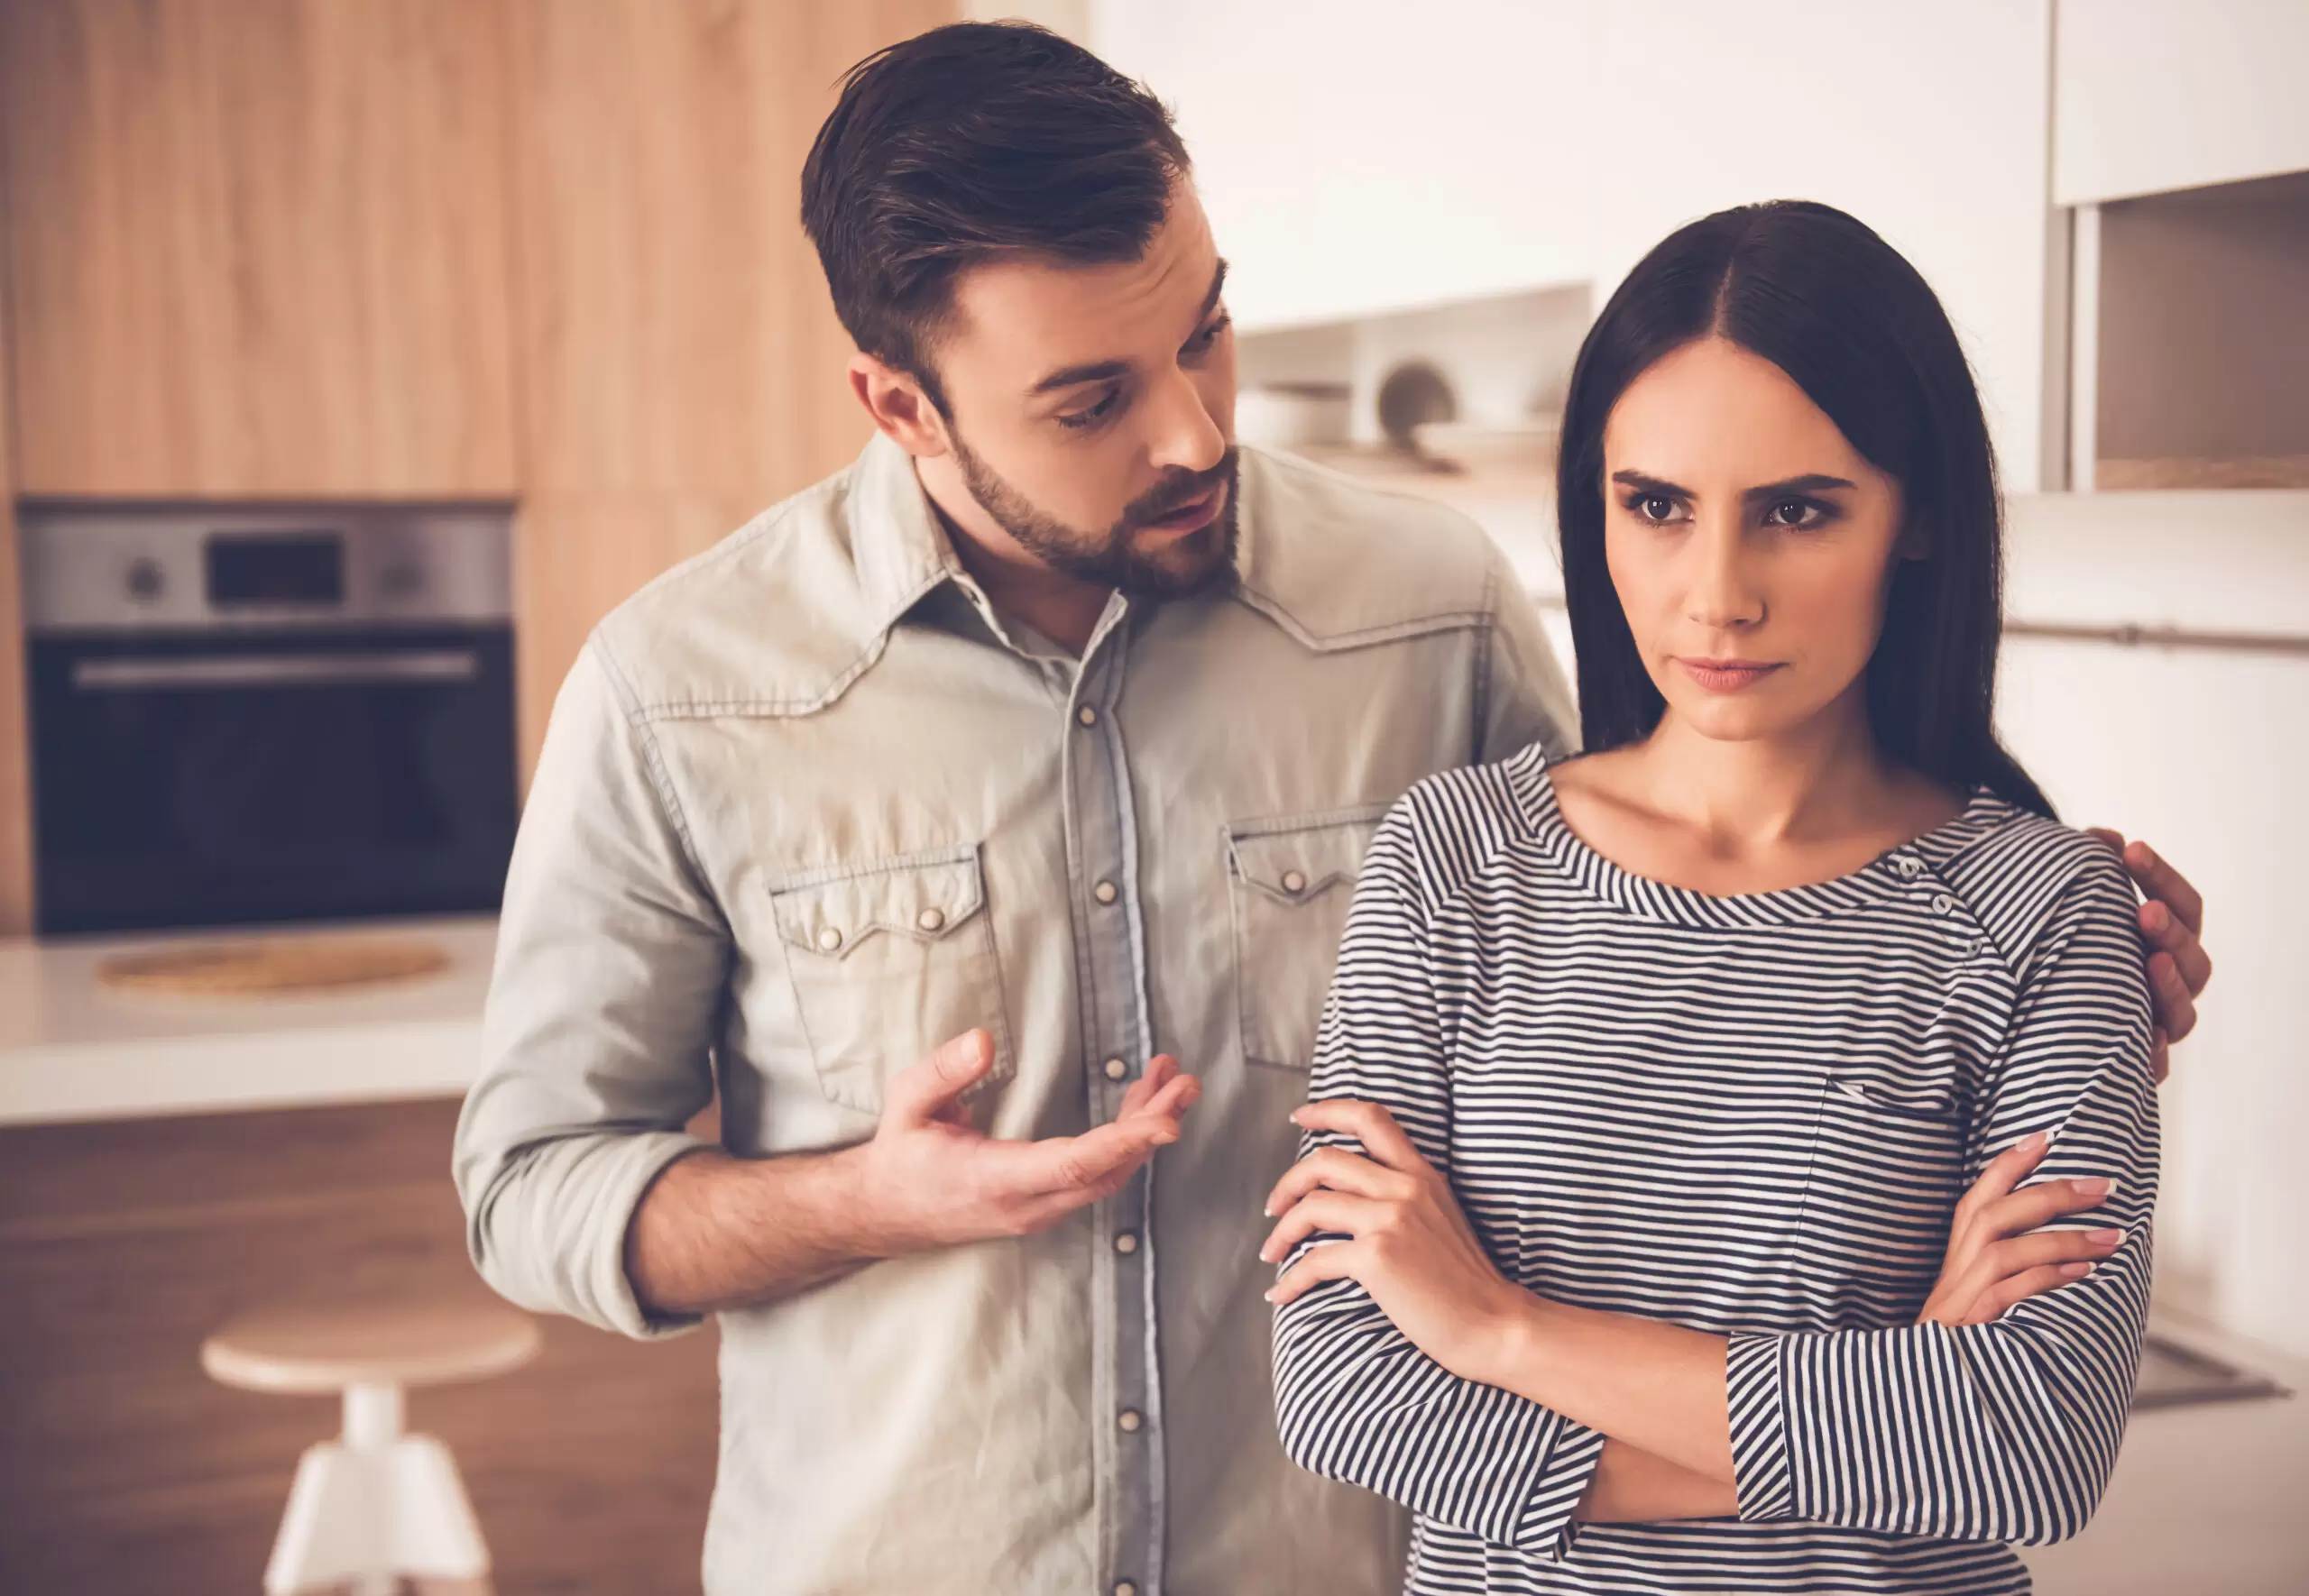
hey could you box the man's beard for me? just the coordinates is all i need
[950,431,1240,599]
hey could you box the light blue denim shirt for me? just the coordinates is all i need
[454,434,1575,1596]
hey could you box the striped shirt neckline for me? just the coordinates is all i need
[1509,750,2017,930]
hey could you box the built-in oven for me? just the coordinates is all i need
[19,506,520,937]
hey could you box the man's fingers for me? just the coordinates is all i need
[1291,1098,1426,1173]
[1265,1238,1361,1307]
[2123,839,2204,938]
[2147,951,2201,1045]
[1008,1114,1179,1197]
[2139,901,2214,996]
[2151,1028,2172,1086]
[1116,1054,1179,1117]
[883,1029,996,1125]
[1263,1147,1398,1221]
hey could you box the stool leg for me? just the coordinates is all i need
[262,1440,385,1596]
[384,1432,492,1578]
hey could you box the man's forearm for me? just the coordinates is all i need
[1575,1438,1739,1523]
[623,1144,888,1317]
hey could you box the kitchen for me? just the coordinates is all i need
[1,2,2304,1593]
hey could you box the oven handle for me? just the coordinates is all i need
[70,650,483,692]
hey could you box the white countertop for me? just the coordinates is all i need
[0,916,496,1127]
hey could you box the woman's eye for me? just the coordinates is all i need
[1638,495,1679,522]
[1765,499,1820,527]
[1057,389,1121,431]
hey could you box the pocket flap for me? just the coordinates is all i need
[768,851,987,959]
[1227,805,1389,905]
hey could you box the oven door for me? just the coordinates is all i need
[29,626,520,936]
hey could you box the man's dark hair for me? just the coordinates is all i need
[800,22,1191,413]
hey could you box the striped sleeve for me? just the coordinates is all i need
[1728,850,2158,1544]
[1272,795,1605,1556]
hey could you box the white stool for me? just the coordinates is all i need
[202,1297,542,1596]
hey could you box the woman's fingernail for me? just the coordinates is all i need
[2061,1262,2094,1279]
[2089,1227,2125,1247]
[2075,1177,2112,1199]
[1263,1288,1279,1303]
[2021,1131,2049,1152]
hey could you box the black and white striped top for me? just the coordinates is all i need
[1273,743,2158,1595]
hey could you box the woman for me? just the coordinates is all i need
[1263,201,2157,1595]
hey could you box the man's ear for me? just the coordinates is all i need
[849,353,951,459]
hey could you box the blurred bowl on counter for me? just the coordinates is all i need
[1410,416,1561,472]
[1235,382,1354,451]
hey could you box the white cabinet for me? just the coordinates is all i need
[1090,0,1595,330]
[1586,0,2062,491]
[2054,0,2309,206]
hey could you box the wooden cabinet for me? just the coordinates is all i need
[0,0,520,498]
[0,1099,723,1596]
[0,229,25,937]
[2055,0,2309,206]
[502,0,951,769]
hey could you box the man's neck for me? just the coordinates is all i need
[915,455,1111,656]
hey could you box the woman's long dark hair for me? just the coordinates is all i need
[1556,200,2053,817]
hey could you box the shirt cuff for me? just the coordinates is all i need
[589,1130,714,1341]
[1510,1419,1607,1558]
[1727,1331,1798,1521]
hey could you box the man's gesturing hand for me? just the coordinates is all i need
[854,1029,1200,1254]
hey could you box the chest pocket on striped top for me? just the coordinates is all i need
[1225,803,1392,1072]
[1797,1069,1971,1304]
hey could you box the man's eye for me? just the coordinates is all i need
[1186,314,1232,354]
[1057,389,1122,431]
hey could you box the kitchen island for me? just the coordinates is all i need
[0,916,721,1596]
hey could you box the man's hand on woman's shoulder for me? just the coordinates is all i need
[2087,830,2212,1085]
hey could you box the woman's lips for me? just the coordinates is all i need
[1678,657,1783,693]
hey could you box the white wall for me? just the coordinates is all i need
[1092,0,1596,330]
[1587,0,2060,491]
[1996,491,2309,1356]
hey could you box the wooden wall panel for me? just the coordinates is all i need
[0,146,26,936]
[505,0,954,771]
[0,1099,721,1596]
[0,0,520,498]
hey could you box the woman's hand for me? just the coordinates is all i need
[1260,1098,1528,1385]
[1919,1130,2124,1326]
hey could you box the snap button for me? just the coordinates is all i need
[1103,1058,1129,1082]
[1116,1583,1139,1596]
[1114,1232,1139,1255]
[814,926,843,952]
[1094,880,1118,905]
[1117,1408,1143,1433]
[1077,704,1099,727]
[915,907,946,933]
[1281,868,1307,894]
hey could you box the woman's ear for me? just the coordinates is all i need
[1897,514,1934,562]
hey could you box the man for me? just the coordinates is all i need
[454,22,2212,1596]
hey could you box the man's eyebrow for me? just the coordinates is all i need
[1024,260,1232,399]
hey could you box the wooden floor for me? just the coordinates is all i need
[0,1098,721,1596]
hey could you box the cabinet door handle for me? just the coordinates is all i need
[69,650,482,691]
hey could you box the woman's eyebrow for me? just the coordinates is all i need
[1610,469,1688,496]
[1742,473,1857,501]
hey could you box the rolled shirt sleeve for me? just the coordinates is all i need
[452,636,730,1341]
[1273,801,1605,1556]
[1728,853,2158,1543]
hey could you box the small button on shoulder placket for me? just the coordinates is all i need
[1931,893,1955,915]
[1893,855,1924,880]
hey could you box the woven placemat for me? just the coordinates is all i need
[97,936,450,998]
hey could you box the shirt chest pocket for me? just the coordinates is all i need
[1226,803,1392,1072]
[767,845,1015,1116]
[1798,1068,1970,1300]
